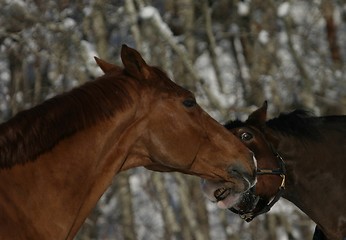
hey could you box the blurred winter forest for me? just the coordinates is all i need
[0,0,345,239]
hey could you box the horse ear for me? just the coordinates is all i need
[246,101,268,127]
[121,44,151,80]
[94,57,121,74]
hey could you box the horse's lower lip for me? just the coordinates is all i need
[215,192,241,209]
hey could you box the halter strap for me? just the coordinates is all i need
[256,149,286,176]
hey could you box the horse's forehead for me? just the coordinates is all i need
[234,126,259,136]
[148,67,193,94]
[250,127,272,147]
[152,82,192,99]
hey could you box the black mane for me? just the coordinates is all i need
[266,110,320,139]
[226,109,346,141]
[225,110,321,139]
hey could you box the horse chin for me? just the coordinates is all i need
[230,188,259,214]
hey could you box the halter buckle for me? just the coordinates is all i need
[279,174,286,189]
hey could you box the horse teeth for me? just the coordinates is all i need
[214,188,230,201]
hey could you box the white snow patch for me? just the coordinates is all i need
[258,30,269,44]
[80,40,103,77]
[195,47,241,111]
[140,6,156,19]
[0,72,10,83]
[5,0,26,7]
[139,6,174,39]
[276,226,289,240]
[83,6,92,16]
[278,2,290,17]
[270,199,297,214]
[238,0,250,16]
[15,91,23,103]
[63,18,76,30]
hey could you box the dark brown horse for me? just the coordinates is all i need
[222,102,346,240]
[0,45,256,240]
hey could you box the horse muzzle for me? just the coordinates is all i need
[201,169,256,209]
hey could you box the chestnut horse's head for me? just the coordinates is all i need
[96,45,256,204]
[224,102,285,221]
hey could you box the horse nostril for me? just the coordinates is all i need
[228,163,247,178]
[228,163,256,186]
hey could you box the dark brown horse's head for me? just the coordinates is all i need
[220,102,285,219]
[96,45,257,202]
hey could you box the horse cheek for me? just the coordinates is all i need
[146,120,200,169]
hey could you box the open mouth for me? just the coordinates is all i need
[214,187,231,200]
[213,187,241,209]
[201,173,257,210]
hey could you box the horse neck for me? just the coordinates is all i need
[0,95,151,240]
[272,129,346,238]
[272,133,311,202]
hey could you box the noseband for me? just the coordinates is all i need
[231,146,286,222]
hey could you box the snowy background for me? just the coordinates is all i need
[0,0,345,239]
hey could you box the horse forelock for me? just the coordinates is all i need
[0,73,135,169]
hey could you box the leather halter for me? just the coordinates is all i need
[231,146,286,222]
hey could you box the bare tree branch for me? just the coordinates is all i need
[203,0,224,92]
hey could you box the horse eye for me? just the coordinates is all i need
[241,132,253,141]
[183,99,196,108]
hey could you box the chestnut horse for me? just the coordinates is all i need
[0,45,256,240]
[223,102,346,240]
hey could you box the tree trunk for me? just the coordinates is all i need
[118,171,137,240]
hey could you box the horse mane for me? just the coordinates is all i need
[0,70,134,169]
[226,109,346,144]
[266,110,321,139]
